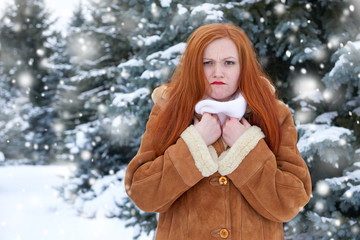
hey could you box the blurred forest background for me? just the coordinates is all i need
[0,0,359,239]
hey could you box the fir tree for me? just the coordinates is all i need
[56,0,138,204]
[69,1,86,28]
[0,0,58,163]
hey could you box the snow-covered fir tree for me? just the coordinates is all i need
[0,0,59,163]
[55,1,154,219]
[59,0,137,180]
[0,48,29,162]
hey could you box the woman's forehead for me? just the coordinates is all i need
[203,38,239,59]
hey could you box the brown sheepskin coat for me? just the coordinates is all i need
[125,86,312,240]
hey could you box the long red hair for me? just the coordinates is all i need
[152,23,281,156]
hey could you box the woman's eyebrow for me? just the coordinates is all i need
[202,56,237,60]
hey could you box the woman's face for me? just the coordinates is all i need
[203,37,240,101]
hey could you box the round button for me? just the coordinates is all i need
[219,176,228,185]
[219,229,229,238]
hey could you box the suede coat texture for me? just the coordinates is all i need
[125,86,312,240]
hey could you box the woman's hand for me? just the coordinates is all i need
[194,113,222,146]
[222,117,251,147]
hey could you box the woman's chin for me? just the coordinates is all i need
[210,91,236,102]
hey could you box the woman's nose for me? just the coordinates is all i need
[213,64,224,78]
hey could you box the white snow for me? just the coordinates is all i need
[0,115,29,137]
[329,54,349,77]
[133,35,161,46]
[314,111,338,125]
[75,131,87,148]
[0,152,5,162]
[0,165,153,240]
[293,90,323,104]
[320,215,339,225]
[70,68,116,83]
[160,0,172,8]
[118,59,144,68]
[66,122,96,154]
[325,167,360,199]
[191,3,220,14]
[146,42,186,60]
[304,47,313,54]
[112,88,150,106]
[177,4,188,15]
[78,85,106,101]
[350,41,360,50]
[72,169,127,219]
[328,40,360,77]
[140,70,162,79]
[293,76,323,103]
[191,3,224,21]
[297,124,352,153]
[353,107,360,116]
[325,169,360,187]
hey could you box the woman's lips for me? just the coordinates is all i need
[211,81,226,85]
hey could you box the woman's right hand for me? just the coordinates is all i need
[193,113,222,146]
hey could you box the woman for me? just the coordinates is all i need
[125,23,311,240]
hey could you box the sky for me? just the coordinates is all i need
[0,0,82,33]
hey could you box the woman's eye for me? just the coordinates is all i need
[225,61,235,65]
[203,61,212,65]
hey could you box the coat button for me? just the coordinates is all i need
[219,176,228,185]
[219,229,229,238]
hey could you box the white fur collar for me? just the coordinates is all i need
[195,92,247,125]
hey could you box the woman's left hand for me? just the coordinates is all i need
[222,117,251,147]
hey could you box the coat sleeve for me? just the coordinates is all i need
[223,101,312,222]
[124,100,217,213]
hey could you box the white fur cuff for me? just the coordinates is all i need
[218,126,265,176]
[180,125,218,177]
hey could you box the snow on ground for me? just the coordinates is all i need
[0,165,153,240]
